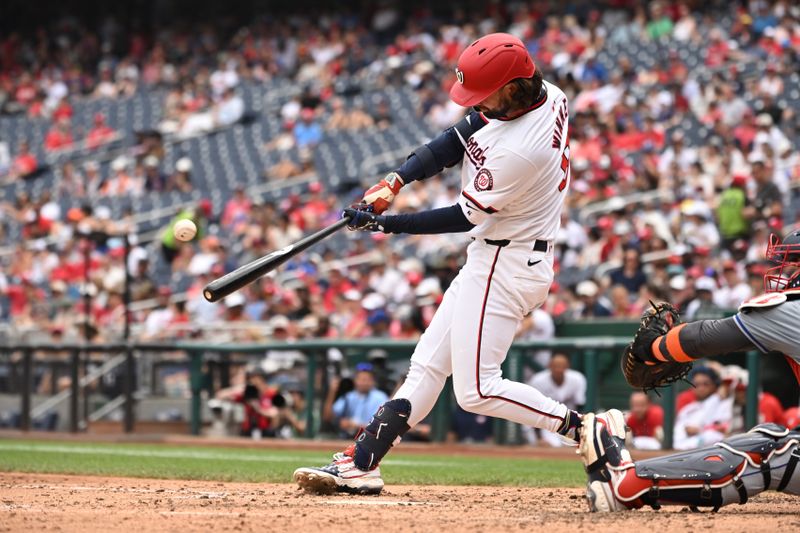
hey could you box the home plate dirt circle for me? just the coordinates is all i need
[322,499,437,506]
[0,473,796,532]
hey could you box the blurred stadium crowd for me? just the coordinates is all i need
[0,0,799,354]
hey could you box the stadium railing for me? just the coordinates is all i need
[0,339,764,448]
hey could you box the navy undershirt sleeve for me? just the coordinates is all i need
[396,111,487,183]
[381,204,474,235]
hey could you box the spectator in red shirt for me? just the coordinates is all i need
[322,267,356,313]
[51,97,73,122]
[626,391,664,450]
[728,368,786,434]
[11,140,37,178]
[705,28,730,67]
[14,73,36,106]
[676,388,697,414]
[215,369,279,438]
[44,117,74,152]
[85,113,116,149]
[221,186,252,231]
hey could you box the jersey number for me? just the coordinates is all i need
[557,144,570,192]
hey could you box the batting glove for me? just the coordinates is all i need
[342,205,387,232]
[361,172,404,214]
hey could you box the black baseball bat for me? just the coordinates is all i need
[203,216,351,302]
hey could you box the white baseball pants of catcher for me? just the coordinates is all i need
[393,238,570,433]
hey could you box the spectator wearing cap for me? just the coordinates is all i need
[216,369,280,439]
[745,151,782,226]
[674,366,731,450]
[263,315,306,367]
[332,363,388,439]
[143,155,167,192]
[86,113,117,150]
[714,261,751,309]
[680,200,720,250]
[726,365,785,435]
[102,157,142,197]
[367,308,391,337]
[167,157,193,193]
[573,280,612,318]
[685,276,726,320]
[753,112,789,152]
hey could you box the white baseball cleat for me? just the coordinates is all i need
[578,409,631,512]
[585,479,627,512]
[293,449,384,495]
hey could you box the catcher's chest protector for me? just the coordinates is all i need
[613,424,800,511]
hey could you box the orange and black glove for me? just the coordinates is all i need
[622,301,692,391]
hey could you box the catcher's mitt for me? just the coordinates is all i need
[621,301,692,391]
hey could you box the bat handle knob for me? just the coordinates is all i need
[203,289,215,302]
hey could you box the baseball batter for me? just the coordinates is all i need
[293,33,615,495]
[578,227,800,512]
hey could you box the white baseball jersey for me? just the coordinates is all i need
[458,80,570,242]
[529,369,587,411]
[393,79,577,440]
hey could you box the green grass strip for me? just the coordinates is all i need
[0,440,584,487]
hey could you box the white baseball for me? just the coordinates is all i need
[174,219,197,242]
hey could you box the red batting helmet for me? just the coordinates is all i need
[764,227,800,292]
[449,33,536,107]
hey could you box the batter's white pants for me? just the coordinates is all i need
[394,239,570,434]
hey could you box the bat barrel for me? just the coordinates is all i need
[202,216,351,302]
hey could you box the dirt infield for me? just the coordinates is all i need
[1,473,798,532]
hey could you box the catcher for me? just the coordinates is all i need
[579,227,800,512]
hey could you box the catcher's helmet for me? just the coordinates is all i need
[449,33,535,107]
[764,227,800,292]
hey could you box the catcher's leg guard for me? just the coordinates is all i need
[610,424,800,512]
[579,410,631,474]
[352,399,411,470]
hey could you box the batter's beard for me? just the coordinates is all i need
[477,105,512,120]
[473,92,514,119]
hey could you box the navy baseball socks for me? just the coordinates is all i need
[294,399,411,495]
[557,409,583,443]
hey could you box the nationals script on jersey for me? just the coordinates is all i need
[458,80,570,242]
